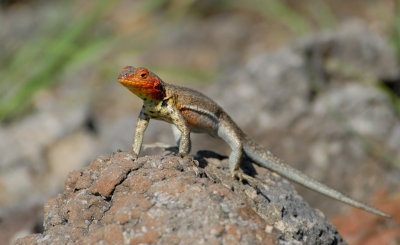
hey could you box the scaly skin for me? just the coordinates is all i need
[118,66,391,218]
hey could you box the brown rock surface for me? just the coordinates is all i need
[15,151,344,244]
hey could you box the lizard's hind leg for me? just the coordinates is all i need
[217,123,243,178]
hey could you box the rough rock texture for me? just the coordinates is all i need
[15,151,344,245]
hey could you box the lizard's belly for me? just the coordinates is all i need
[145,106,174,124]
[149,113,173,124]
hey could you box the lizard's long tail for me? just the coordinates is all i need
[243,137,391,218]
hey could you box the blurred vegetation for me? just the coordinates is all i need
[0,0,399,122]
[0,0,116,121]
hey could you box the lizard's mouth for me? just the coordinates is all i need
[118,70,154,98]
[118,78,141,92]
[118,67,141,90]
[117,77,134,89]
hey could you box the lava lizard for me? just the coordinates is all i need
[118,66,390,218]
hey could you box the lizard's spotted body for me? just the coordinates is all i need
[118,66,391,218]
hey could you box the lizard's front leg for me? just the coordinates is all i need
[132,108,150,156]
[170,109,191,156]
[172,125,192,153]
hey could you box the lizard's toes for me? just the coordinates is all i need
[129,152,138,161]
[177,152,187,158]
[232,171,244,182]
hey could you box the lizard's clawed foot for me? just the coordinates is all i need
[178,153,194,161]
[232,170,245,182]
[177,151,191,158]
[129,152,138,161]
[232,170,258,186]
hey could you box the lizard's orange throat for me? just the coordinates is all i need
[118,67,165,101]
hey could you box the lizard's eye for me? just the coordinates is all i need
[136,67,149,79]
[140,72,147,78]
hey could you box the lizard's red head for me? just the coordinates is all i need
[118,66,165,101]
